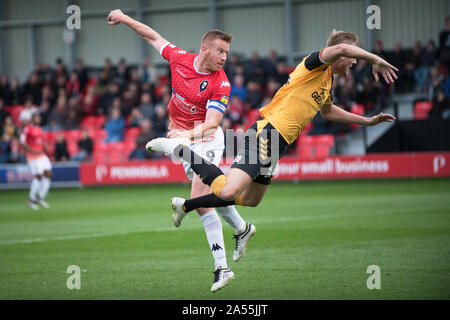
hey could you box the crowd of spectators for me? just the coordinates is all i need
[1,18,450,164]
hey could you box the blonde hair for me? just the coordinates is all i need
[201,29,232,45]
[326,29,360,47]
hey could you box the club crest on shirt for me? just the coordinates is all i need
[199,80,209,93]
[200,80,208,92]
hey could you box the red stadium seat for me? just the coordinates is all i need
[124,127,141,142]
[108,152,123,163]
[6,105,25,126]
[124,140,136,151]
[315,145,330,159]
[93,152,108,163]
[92,129,107,142]
[298,145,314,159]
[94,142,108,152]
[67,141,79,156]
[315,134,334,148]
[413,101,432,120]
[94,116,106,128]
[297,135,315,148]
[109,142,125,153]
[63,130,81,143]
[244,109,261,130]
[350,104,365,129]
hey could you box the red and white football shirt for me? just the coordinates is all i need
[160,43,231,133]
[20,124,45,162]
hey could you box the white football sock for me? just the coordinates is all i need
[29,178,40,201]
[200,210,227,270]
[216,205,247,235]
[39,177,51,200]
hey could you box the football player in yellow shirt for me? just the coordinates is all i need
[147,29,397,236]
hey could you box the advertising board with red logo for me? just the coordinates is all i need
[79,152,450,186]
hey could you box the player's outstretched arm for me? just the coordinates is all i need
[167,108,224,140]
[320,104,396,126]
[320,43,398,84]
[107,9,168,53]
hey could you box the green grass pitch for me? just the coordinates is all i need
[0,178,449,300]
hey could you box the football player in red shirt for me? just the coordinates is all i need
[20,113,52,210]
[108,9,254,292]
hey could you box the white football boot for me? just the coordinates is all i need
[27,199,40,211]
[38,199,50,209]
[211,267,234,293]
[232,222,256,262]
[170,197,188,228]
[145,137,190,155]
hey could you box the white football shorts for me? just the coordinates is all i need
[28,155,52,175]
[181,127,224,181]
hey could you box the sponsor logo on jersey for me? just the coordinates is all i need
[220,81,230,88]
[220,95,229,105]
[199,80,209,92]
[176,49,186,54]
[311,88,326,105]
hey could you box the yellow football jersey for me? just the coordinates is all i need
[259,49,333,144]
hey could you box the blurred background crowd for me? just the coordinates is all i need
[1,16,450,164]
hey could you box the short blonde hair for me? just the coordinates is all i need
[326,29,360,47]
[201,29,232,45]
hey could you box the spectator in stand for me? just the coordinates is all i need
[0,99,10,131]
[0,133,12,163]
[103,58,117,80]
[244,80,263,111]
[45,95,67,131]
[98,82,120,113]
[71,128,93,162]
[373,39,387,59]
[64,108,80,130]
[224,52,244,81]
[274,61,290,85]
[415,40,438,92]
[0,74,10,102]
[227,94,245,126]
[122,82,140,116]
[10,136,25,163]
[23,72,43,105]
[385,42,408,93]
[3,116,17,138]
[128,107,144,127]
[38,100,51,127]
[95,70,112,106]
[402,43,420,92]
[81,84,99,116]
[266,49,281,79]
[428,66,446,101]
[104,107,125,142]
[74,59,89,92]
[128,119,156,161]
[230,74,247,102]
[19,97,39,124]
[439,16,450,74]
[66,71,81,98]
[429,89,450,119]
[7,77,23,105]
[116,58,130,84]
[140,57,158,85]
[138,92,154,120]
[151,103,169,138]
[266,78,280,98]
[40,85,55,108]
[54,133,70,162]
